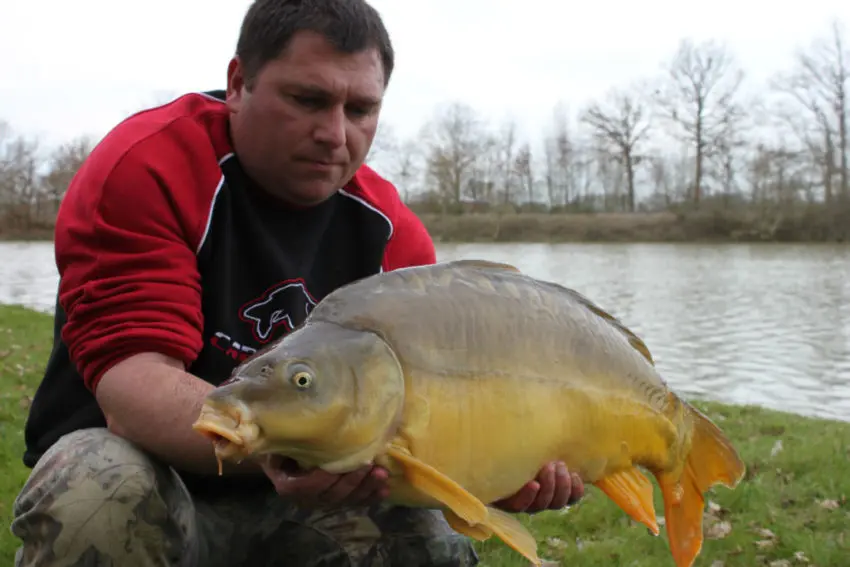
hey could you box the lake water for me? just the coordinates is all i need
[1,240,849,423]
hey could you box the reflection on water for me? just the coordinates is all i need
[1,241,848,422]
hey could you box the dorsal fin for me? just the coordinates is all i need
[446,259,522,273]
[533,280,655,365]
[566,287,655,365]
[443,259,653,365]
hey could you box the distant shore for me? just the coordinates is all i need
[2,209,849,244]
[417,209,850,243]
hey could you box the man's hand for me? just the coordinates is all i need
[493,461,584,514]
[261,455,391,508]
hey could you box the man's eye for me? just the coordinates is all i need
[294,96,324,108]
[347,106,371,118]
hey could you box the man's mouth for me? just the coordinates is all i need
[297,157,342,170]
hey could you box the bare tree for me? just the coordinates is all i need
[468,133,499,204]
[0,124,43,229]
[542,103,579,208]
[579,85,652,211]
[366,121,398,166]
[771,19,849,202]
[42,135,95,216]
[386,138,422,202]
[654,38,745,205]
[514,143,535,205]
[421,102,487,209]
[494,118,519,205]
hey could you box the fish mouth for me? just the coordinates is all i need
[191,403,260,475]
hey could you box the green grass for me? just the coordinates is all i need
[1,304,849,566]
[0,304,54,563]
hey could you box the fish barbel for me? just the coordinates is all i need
[192,259,746,567]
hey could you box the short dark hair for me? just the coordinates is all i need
[236,0,395,88]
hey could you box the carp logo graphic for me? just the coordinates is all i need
[239,279,318,344]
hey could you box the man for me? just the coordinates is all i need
[11,1,584,565]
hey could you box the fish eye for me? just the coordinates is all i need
[292,371,313,389]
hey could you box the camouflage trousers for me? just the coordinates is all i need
[10,427,479,567]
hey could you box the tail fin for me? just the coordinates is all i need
[656,405,746,567]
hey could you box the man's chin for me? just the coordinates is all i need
[276,182,341,208]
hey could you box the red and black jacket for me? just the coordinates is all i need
[23,91,436,489]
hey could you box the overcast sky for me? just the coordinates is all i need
[2,0,849,151]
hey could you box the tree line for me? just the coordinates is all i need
[1,20,848,240]
[366,20,849,227]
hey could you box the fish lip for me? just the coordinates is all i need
[191,402,260,457]
[191,419,246,446]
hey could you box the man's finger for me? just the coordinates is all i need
[337,466,390,505]
[268,465,337,499]
[549,462,573,509]
[528,463,557,512]
[567,473,585,504]
[498,480,540,512]
[315,466,374,505]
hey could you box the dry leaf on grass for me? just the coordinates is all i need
[706,521,732,539]
[544,537,568,550]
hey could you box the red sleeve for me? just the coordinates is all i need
[55,121,219,392]
[383,202,437,270]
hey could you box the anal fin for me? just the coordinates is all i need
[594,467,660,535]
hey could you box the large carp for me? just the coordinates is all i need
[192,259,746,567]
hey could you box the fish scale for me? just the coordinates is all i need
[193,259,746,567]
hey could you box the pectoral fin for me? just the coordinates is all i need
[594,467,660,535]
[481,506,542,566]
[385,444,488,525]
[386,445,542,566]
[442,509,493,541]
[443,507,541,566]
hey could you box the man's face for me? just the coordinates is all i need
[226,31,385,206]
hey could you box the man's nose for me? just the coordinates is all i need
[313,106,346,148]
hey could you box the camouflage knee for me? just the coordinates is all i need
[200,493,479,567]
[362,505,480,567]
[11,427,199,567]
[289,503,480,567]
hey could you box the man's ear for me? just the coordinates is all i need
[226,57,245,113]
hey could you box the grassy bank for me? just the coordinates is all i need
[4,207,850,244]
[1,304,848,565]
[416,208,850,243]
